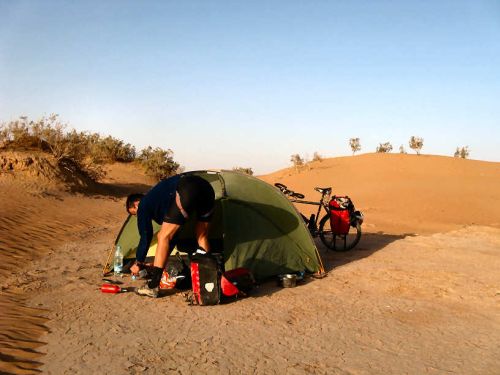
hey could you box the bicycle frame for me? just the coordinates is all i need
[289,192,331,231]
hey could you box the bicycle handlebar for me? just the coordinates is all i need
[274,183,305,199]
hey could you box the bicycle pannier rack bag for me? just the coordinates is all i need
[329,196,354,235]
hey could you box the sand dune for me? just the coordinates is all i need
[261,153,500,234]
[1,153,499,374]
[0,162,149,374]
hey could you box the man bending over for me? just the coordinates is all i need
[126,174,215,298]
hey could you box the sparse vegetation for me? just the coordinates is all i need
[349,138,361,155]
[138,146,180,181]
[312,152,323,162]
[290,154,305,171]
[232,167,254,175]
[454,146,470,159]
[409,136,424,155]
[399,145,407,154]
[376,142,393,153]
[0,115,180,182]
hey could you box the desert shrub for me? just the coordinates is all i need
[89,135,136,163]
[0,115,144,181]
[232,167,254,175]
[349,138,361,155]
[312,152,323,162]
[290,154,304,169]
[409,136,424,155]
[0,115,105,180]
[0,116,41,149]
[454,146,470,159]
[399,145,407,154]
[376,142,393,153]
[1,115,182,182]
[139,146,180,181]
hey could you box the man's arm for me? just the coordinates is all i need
[195,221,211,252]
[136,211,154,263]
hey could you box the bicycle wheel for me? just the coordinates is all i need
[319,214,361,251]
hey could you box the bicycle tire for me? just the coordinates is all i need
[318,214,361,251]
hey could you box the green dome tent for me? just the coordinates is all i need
[105,171,325,281]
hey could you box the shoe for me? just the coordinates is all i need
[136,282,159,298]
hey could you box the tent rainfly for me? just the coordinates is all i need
[106,171,325,281]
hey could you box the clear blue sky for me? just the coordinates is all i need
[1,1,499,174]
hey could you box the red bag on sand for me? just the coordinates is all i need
[221,268,255,298]
[329,196,352,235]
[190,253,222,305]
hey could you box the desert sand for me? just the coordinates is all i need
[1,153,499,374]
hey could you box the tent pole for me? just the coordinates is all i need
[102,244,114,275]
[314,247,326,276]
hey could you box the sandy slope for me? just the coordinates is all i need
[0,162,150,374]
[1,154,499,374]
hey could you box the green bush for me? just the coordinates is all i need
[88,135,136,163]
[139,146,180,181]
[0,115,160,181]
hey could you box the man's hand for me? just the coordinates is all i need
[130,262,141,275]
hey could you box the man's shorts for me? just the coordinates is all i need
[164,175,215,225]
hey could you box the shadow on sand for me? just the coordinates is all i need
[318,231,416,272]
[81,181,152,199]
[248,231,415,299]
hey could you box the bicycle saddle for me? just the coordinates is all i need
[314,187,332,194]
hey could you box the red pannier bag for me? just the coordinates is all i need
[329,196,352,235]
[190,253,222,305]
[221,268,255,298]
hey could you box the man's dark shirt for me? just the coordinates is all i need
[136,175,181,262]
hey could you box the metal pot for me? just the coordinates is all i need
[280,274,297,288]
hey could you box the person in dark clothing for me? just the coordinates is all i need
[126,174,215,298]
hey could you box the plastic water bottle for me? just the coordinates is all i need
[167,264,178,279]
[113,245,123,276]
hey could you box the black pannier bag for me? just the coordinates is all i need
[190,252,223,305]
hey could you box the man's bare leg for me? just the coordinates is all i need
[154,222,181,268]
[137,222,181,296]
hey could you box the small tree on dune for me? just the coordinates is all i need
[349,138,361,155]
[409,136,424,155]
[454,146,470,159]
[399,144,407,154]
[290,154,304,172]
[312,151,323,162]
[376,142,393,153]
